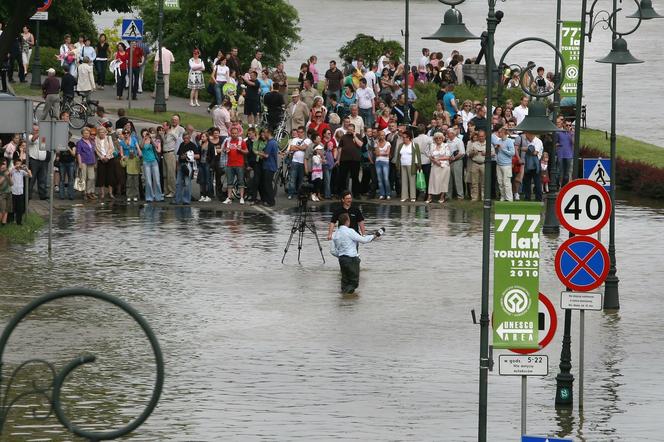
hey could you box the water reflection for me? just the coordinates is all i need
[0,201,662,440]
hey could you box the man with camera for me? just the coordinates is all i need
[330,212,382,294]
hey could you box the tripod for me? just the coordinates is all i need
[282,197,325,264]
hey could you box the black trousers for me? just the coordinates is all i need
[249,163,262,200]
[523,170,542,201]
[116,69,127,98]
[29,159,49,199]
[338,255,361,293]
[337,161,360,196]
[8,54,24,82]
[261,170,276,206]
[12,194,25,225]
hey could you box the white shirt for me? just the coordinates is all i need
[460,109,475,132]
[364,71,377,91]
[212,106,231,136]
[413,134,432,165]
[400,143,413,166]
[289,137,310,163]
[331,225,374,258]
[377,55,388,73]
[527,136,544,160]
[418,55,429,70]
[348,115,365,137]
[356,86,375,110]
[250,58,262,73]
[214,65,229,83]
[28,135,46,161]
[513,105,529,125]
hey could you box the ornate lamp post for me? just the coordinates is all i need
[153,0,167,113]
[424,3,564,440]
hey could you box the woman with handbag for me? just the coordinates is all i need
[76,127,97,201]
[395,131,422,202]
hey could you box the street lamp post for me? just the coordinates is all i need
[153,0,167,113]
[424,3,566,440]
[599,0,663,309]
[542,0,563,235]
[403,0,410,125]
[30,21,41,89]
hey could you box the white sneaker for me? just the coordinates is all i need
[133,197,138,202]
[400,198,407,202]
[287,195,292,200]
[514,193,520,201]
[127,198,131,202]
[239,197,245,205]
[223,198,232,204]
[379,196,385,200]
[205,196,212,202]
[386,196,391,200]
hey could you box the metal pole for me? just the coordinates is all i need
[604,0,620,310]
[403,0,410,125]
[556,0,588,407]
[47,120,54,255]
[543,0,562,234]
[30,21,42,89]
[154,0,167,113]
[478,4,497,440]
[579,310,585,409]
[128,45,134,109]
[521,375,527,436]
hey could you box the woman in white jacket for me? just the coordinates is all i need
[77,56,96,97]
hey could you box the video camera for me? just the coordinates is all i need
[297,182,315,204]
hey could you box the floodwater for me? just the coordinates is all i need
[96,0,664,147]
[1,200,663,440]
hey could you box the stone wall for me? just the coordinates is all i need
[463,64,487,87]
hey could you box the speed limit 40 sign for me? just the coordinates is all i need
[556,179,611,235]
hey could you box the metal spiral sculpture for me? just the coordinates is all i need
[0,288,164,440]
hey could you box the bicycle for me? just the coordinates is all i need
[33,95,88,130]
[271,112,292,195]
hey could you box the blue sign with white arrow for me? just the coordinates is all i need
[583,158,611,190]
[522,436,573,442]
[121,19,144,41]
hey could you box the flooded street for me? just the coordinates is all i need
[1,200,663,440]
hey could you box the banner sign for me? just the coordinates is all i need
[164,0,180,9]
[560,21,582,98]
[493,202,542,349]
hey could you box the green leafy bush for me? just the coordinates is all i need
[338,34,404,67]
[412,83,525,122]
[29,47,63,75]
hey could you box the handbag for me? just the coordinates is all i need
[74,170,86,192]
[416,169,426,191]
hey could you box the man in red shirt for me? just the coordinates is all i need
[128,41,144,100]
[307,111,330,138]
[222,126,249,205]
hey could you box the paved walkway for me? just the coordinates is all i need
[18,73,213,117]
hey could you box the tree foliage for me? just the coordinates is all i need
[338,34,404,68]
[137,0,300,70]
[0,0,136,60]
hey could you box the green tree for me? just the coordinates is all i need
[0,0,135,62]
[338,34,404,68]
[137,0,300,70]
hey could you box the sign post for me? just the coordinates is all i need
[499,293,557,438]
[560,21,582,98]
[555,179,612,409]
[38,120,69,254]
[121,19,144,110]
[493,202,542,350]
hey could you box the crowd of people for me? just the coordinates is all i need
[0,25,578,225]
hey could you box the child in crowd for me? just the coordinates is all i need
[121,142,142,202]
[10,158,31,225]
[310,139,325,202]
[230,117,243,137]
[541,151,549,193]
[0,160,11,226]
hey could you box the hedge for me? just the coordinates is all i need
[580,146,664,200]
[413,83,524,122]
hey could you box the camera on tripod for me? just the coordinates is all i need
[297,182,315,205]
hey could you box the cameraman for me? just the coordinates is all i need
[330,212,379,294]
[327,190,365,240]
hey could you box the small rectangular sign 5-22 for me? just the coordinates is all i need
[499,355,548,376]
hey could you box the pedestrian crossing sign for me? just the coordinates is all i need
[583,158,611,190]
[121,19,144,41]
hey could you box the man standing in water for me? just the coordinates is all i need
[330,213,380,294]
[327,191,366,239]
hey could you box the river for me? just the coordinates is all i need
[95,0,664,148]
[1,200,663,440]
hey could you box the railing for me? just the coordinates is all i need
[0,288,164,440]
